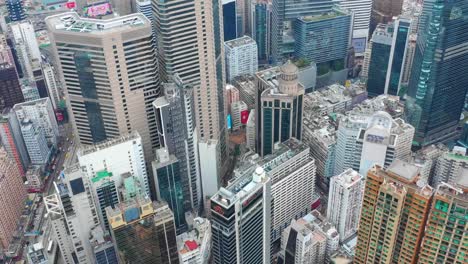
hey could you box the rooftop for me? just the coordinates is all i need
[46,12,148,34]
[13,98,50,110]
[387,159,420,182]
[235,138,309,177]
[224,35,256,49]
[91,170,113,183]
[212,166,268,209]
[299,6,350,22]
[78,131,141,156]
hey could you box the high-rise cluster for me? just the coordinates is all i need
[2,0,468,263]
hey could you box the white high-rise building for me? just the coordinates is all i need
[281,217,327,264]
[44,165,101,264]
[358,112,414,175]
[10,21,41,61]
[210,167,271,264]
[246,109,256,150]
[327,169,364,242]
[224,36,258,82]
[433,146,468,187]
[334,98,413,176]
[337,0,372,55]
[20,120,50,165]
[77,131,150,197]
[235,138,316,242]
[230,100,247,130]
[14,98,59,146]
[42,63,61,110]
[280,210,339,264]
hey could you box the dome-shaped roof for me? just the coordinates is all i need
[280,60,298,75]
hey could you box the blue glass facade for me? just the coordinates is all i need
[367,41,391,96]
[223,1,237,41]
[74,52,107,143]
[406,0,468,145]
[261,95,303,156]
[271,0,334,62]
[6,0,26,22]
[293,9,352,65]
[95,246,118,264]
[388,20,410,95]
[253,3,269,61]
[155,160,186,232]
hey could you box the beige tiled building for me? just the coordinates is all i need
[46,12,160,159]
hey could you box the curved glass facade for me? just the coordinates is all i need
[406,0,468,145]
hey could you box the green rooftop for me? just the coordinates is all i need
[300,7,348,22]
[92,170,113,183]
[448,153,468,161]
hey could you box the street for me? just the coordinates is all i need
[44,123,74,195]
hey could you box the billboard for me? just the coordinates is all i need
[352,37,367,54]
[241,110,249,124]
[227,114,232,130]
[66,1,76,9]
[84,2,113,18]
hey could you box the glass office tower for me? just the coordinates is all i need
[223,0,237,41]
[367,17,410,97]
[405,0,468,146]
[107,199,178,264]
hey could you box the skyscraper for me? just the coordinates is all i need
[44,165,104,264]
[152,149,186,232]
[418,181,467,264]
[355,161,433,264]
[279,211,339,264]
[333,107,413,176]
[13,98,59,147]
[153,75,201,212]
[0,147,27,254]
[271,0,334,62]
[405,0,468,146]
[280,216,328,264]
[251,0,272,62]
[337,0,372,55]
[89,170,120,230]
[153,0,228,199]
[20,120,51,165]
[224,36,258,82]
[107,198,179,264]
[256,61,305,156]
[293,7,353,67]
[433,146,468,186]
[0,108,29,175]
[6,0,26,22]
[0,44,23,110]
[10,21,41,62]
[77,131,151,197]
[327,169,364,242]
[10,21,48,99]
[46,13,160,158]
[42,63,61,110]
[367,17,411,96]
[253,138,316,242]
[210,167,271,264]
[223,0,238,41]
